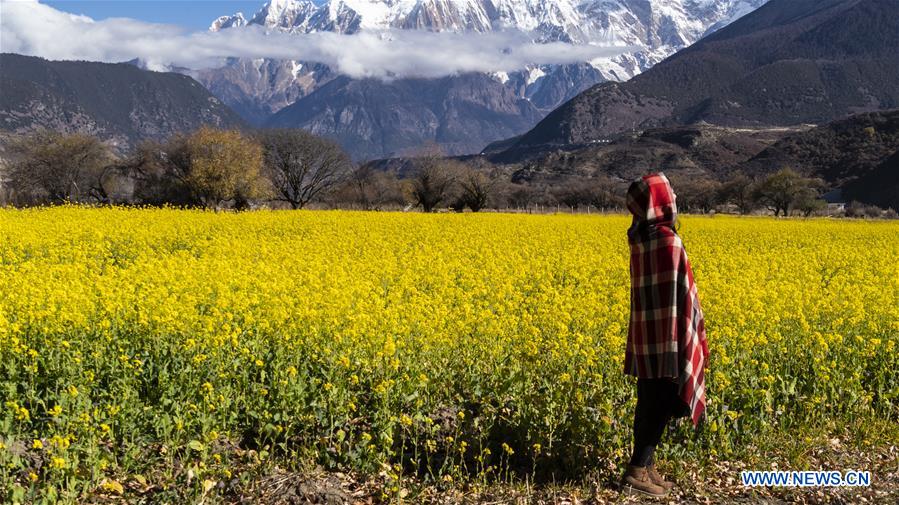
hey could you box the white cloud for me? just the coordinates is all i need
[0,0,635,79]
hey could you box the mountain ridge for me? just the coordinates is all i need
[0,53,247,150]
[500,0,899,156]
[198,0,770,158]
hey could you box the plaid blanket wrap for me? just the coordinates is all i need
[624,172,709,426]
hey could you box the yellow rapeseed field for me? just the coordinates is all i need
[0,207,897,502]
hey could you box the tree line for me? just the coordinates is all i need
[0,127,894,218]
[2,127,353,210]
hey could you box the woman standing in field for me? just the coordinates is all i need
[620,172,709,497]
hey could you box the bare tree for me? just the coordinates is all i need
[503,183,537,209]
[409,146,458,212]
[718,172,758,215]
[456,166,496,212]
[668,174,722,213]
[587,175,623,210]
[342,164,406,210]
[127,136,196,206]
[8,130,112,204]
[553,180,591,209]
[257,129,352,209]
[551,175,622,211]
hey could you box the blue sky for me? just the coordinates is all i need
[43,1,270,30]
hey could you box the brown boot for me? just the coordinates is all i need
[621,464,668,497]
[646,463,674,491]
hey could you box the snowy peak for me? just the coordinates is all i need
[692,0,770,35]
[209,0,317,32]
[211,0,769,48]
[400,0,493,32]
[250,0,319,29]
[207,0,771,86]
[197,0,776,159]
[210,12,247,31]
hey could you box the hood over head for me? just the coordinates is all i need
[627,172,678,229]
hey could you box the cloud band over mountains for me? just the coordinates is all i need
[1,0,634,79]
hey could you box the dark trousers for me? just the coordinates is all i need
[629,377,680,467]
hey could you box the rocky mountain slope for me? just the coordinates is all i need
[266,73,543,160]
[736,109,899,200]
[480,109,899,210]
[499,0,899,157]
[494,123,797,184]
[199,0,769,159]
[0,54,246,150]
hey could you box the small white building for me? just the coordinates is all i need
[822,188,846,211]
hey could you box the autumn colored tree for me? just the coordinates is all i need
[184,127,269,209]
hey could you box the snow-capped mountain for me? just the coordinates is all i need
[198,0,769,158]
[210,0,768,74]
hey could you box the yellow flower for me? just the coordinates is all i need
[50,435,71,449]
[100,479,124,495]
[32,439,43,450]
[1,207,896,488]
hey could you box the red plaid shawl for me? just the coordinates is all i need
[624,172,709,426]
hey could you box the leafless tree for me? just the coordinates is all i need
[503,183,538,209]
[343,164,406,210]
[456,165,496,212]
[7,129,113,204]
[718,172,758,214]
[409,145,459,212]
[257,129,352,209]
[668,174,722,213]
[551,175,622,211]
[126,136,196,206]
